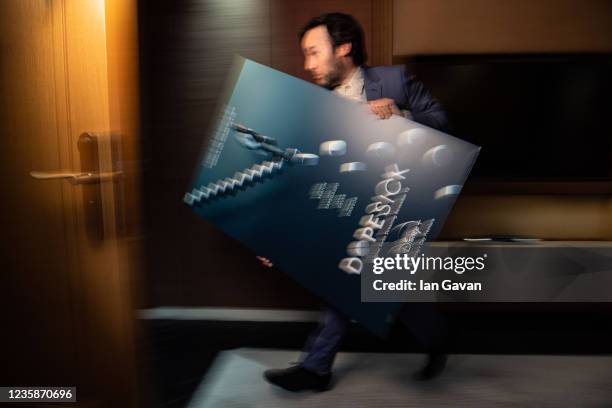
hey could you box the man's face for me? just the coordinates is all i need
[301,25,344,89]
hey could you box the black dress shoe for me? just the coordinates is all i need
[414,353,447,381]
[264,365,331,392]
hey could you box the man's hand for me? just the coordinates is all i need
[368,98,401,119]
[256,256,273,268]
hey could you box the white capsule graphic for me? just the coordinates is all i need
[434,185,462,199]
[366,142,395,160]
[423,144,452,167]
[319,140,347,156]
[398,127,428,147]
[292,153,319,166]
[339,162,367,173]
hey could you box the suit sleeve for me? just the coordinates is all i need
[401,68,449,132]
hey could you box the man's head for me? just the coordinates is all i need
[299,13,367,89]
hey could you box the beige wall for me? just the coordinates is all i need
[393,0,612,240]
[440,195,612,240]
[394,0,612,55]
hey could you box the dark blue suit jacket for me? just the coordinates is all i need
[363,65,449,132]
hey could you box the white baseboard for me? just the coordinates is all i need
[138,307,321,322]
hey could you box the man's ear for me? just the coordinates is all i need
[334,42,352,58]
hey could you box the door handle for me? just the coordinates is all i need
[30,132,124,243]
[30,170,122,184]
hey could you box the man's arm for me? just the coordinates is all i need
[402,70,449,132]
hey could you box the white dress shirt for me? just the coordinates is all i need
[333,67,366,102]
[333,66,412,118]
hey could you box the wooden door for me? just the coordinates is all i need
[0,1,142,406]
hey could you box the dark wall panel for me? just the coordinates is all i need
[139,0,374,308]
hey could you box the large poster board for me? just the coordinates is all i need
[185,57,480,336]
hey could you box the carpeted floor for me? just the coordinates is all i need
[186,348,612,408]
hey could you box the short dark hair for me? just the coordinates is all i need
[299,13,367,66]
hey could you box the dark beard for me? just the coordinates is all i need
[322,60,345,90]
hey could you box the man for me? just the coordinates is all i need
[262,12,449,392]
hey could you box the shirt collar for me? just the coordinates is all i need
[344,67,364,88]
[334,67,365,99]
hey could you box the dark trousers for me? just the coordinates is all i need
[301,304,447,375]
